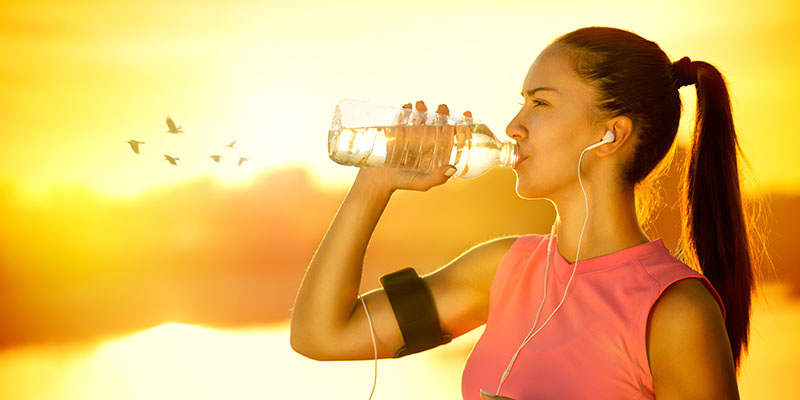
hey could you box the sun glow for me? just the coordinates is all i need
[1,0,799,199]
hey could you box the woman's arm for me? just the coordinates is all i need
[290,159,455,358]
[289,170,394,355]
[647,279,740,399]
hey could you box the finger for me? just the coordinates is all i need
[421,164,456,187]
[454,110,474,166]
[416,103,449,172]
[400,100,430,168]
[408,164,456,191]
[435,104,450,125]
[442,164,457,179]
[411,100,427,125]
[463,110,474,141]
[395,103,412,125]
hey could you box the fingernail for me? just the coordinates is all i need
[480,388,496,397]
[445,167,457,177]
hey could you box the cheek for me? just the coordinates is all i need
[514,142,579,197]
[530,124,586,172]
[528,138,567,173]
[515,113,587,187]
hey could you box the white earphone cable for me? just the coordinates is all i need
[495,145,594,395]
[361,136,609,399]
[359,294,378,400]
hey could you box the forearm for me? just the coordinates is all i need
[290,173,393,350]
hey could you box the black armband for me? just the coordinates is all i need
[379,266,453,358]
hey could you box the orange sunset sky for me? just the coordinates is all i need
[1,0,799,200]
[2,1,800,398]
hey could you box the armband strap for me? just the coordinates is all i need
[379,266,453,358]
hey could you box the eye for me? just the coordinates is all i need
[518,100,544,107]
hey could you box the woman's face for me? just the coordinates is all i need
[506,45,607,200]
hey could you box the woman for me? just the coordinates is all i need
[291,26,756,399]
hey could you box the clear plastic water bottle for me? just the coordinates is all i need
[327,98,519,179]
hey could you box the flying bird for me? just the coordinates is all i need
[166,116,183,133]
[238,157,248,167]
[164,155,180,166]
[210,155,222,162]
[127,139,145,154]
[225,140,237,148]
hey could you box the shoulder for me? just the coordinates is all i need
[424,235,522,293]
[646,278,738,399]
[469,233,540,258]
[496,233,547,251]
[650,278,724,323]
[472,234,524,256]
[428,233,546,295]
[471,234,525,270]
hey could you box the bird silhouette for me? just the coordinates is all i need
[164,155,180,165]
[210,155,222,162]
[166,116,183,133]
[127,139,145,154]
[225,140,237,149]
[238,157,248,167]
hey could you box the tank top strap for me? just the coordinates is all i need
[643,258,726,321]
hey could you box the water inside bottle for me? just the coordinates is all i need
[328,124,454,174]
[328,122,513,177]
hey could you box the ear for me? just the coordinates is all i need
[595,115,634,157]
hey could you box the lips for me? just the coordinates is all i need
[514,156,528,169]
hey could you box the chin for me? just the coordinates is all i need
[514,174,537,199]
[514,172,552,201]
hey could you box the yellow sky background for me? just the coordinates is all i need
[2,0,800,200]
[2,3,800,397]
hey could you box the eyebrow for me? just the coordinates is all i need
[521,87,558,97]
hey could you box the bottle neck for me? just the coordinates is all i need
[499,141,519,168]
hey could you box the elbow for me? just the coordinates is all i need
[290,333,318,360]
[290,307,352,361]
[290,325,331,361]
[290,338,332,361]
[290,337,314,359]
[289,323,314,358]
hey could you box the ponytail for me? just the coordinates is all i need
[678,59,758,375]
[553,27,768,378]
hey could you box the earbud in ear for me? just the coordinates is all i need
[583,130,616,152]
[601,129,616,144]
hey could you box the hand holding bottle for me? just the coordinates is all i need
[328,98,518,183]
[355,100,460,194]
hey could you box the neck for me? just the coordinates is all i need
[551,181,650,265]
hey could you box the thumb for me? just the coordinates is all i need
[433,164,458,185]
[403,164,457,192]
[443,164,458,178]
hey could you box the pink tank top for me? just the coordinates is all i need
[461,234,726,400]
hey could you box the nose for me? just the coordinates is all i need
[506,112,528,142]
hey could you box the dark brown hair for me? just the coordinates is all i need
[552,26,762,376]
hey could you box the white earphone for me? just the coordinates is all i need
[357,130,617,400]
[491,129,616,396]
[583,129,616,152]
